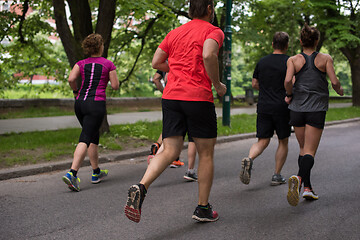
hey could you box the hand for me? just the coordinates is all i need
[337,86,344,96]
[215,82,227,97]
[285,96,292,104]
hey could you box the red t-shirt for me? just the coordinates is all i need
[159,19,224,102]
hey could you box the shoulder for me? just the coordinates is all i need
[316,52,332,62]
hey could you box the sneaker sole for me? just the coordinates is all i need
[62,176,80,192]
[124,185,141,223]
[271,180,286,186]
[287,176,300,206]
[239,158,251,184]
[183,176,197,182]
[192,214,219,222]
[170,165,180,168]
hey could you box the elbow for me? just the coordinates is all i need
[112,83,120,90]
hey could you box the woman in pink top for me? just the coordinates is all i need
[62,33,119,192]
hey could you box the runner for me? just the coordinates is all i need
[240,32,291,186]
[62,33,119,191]
[124,0,226,223]
[284,24,344,206]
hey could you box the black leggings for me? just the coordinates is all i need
[75,100,106,147]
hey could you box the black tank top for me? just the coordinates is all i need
[289,52,329,112]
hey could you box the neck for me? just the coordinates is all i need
[91,54,102,57]
[194,16,211,23]
[273,49,286,54]
[302,47,316,55]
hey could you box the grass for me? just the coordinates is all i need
[1,106,359,169]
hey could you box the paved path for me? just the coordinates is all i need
[0,103,352,134]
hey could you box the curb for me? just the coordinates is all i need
[1,118,359,181]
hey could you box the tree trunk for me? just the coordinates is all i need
[350,57,360,107]
[95,0,116,58]
[340,46,360,107]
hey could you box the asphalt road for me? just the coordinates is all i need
[0,121,359,240]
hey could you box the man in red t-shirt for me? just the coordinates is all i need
[125,0,226,223]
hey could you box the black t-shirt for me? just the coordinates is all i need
[253,54,289,114]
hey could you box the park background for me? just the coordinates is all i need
[0,0,359,169]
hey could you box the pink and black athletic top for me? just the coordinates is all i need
[76,57,116,101]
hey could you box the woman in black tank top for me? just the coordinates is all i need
[283,24,343,207]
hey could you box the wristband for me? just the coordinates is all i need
[286,93,293,98]
[73,90,78,94]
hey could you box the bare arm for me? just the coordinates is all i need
[203,38,226,97]
[325,55,344,96]
[252,78,259,90]
[152,48,169,72]
[109,70,119,90]
[68,64,80,97]
[152,72,164,93]
[284,57,296,104]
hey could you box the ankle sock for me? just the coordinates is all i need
[93,168,100,175]
[198,204,209,209]
[70,169,77,177]
[188,168,195,174]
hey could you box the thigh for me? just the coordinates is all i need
[75,101,84,126]
[303,124,323,156]
[256,113,274,138]
[162,99,187,139]
[82,102,106,137]
[182,101,217,139]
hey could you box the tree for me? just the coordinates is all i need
[313,0,360,106]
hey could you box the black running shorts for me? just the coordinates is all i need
[162,99,217,139]
[256,112,291,139]
[75,100,106,146]
[289,110,326,129]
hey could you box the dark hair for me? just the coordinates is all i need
[300,24,320,48]
[272,32,289,50]
[189,0,213,19]
[82,33,104,56]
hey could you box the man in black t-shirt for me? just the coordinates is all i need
[240,32,291,186]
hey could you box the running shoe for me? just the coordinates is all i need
[184,170,198,181]
[91,169,108,184]
[62,172,80,192]
[239,157,253,184]
[302,187,319,200]
[287,175,302,206]
[192,203,219,222]
[124,184,146,223]
[170,159,184,168]
[150,142,160,155]
[271,174,286,186]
